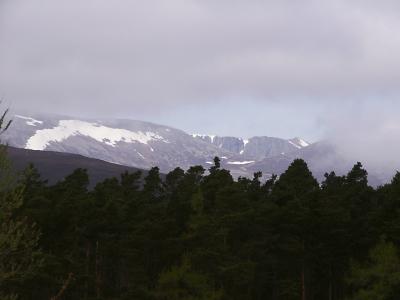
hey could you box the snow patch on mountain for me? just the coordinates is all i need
[239,139,250,154]
[289,137,310,149]
[288,140,302,149]
[297,139,310,147]
[25,120,167,150]
[227,160,255,165]
[135,150,146,159]
[192,134,216,143]
[15,115,43,126]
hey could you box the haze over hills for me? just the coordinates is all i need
[1,112,388,185]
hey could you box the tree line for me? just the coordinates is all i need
[2,151,400,299]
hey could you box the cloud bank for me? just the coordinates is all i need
[1,0,400,114]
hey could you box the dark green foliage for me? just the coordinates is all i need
[8,157,400,299]
[346,238,400,300]
[0,109,42,300]
[0,149,42,300]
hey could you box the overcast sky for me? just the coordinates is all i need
[1,0,400,142]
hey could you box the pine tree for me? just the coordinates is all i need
[154,256,223,300]
[344,162,377,260]
[143,167,164,201]
[0,112,42,299]
[270,159,319,300]
[347,238,400,300]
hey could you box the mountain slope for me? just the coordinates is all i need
[7,146,145,187]
[4,114,232,172]
[2,112,388,185]
[3,113,310,176]
[192,134,309,159]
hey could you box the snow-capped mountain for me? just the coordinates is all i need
[4,113,233,172]
[2,112,392,185]
[2,113,310,178]
[192,134,309,159]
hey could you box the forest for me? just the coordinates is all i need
[2,149,400,300]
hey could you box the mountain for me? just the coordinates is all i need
[2,113,309,177]
[192,134,309,159]
[4,113,231,172]
[1,112,390,185]
[7,146,145,187]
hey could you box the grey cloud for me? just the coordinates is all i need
[320,100,400,180]
[1,0,400,115]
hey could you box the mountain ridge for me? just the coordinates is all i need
[4,111,388,185]
[2,112,310,177]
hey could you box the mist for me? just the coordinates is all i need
[319,100,400,181]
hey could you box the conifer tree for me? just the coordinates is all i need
[347,238,400,300]
[0,112,42,299]
[154,256,223,300]
[270,159,319,300]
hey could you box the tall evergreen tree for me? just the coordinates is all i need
[347,238,400,300]
[270,159,319,300]
[0,110,42,299]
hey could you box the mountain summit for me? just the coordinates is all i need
[3,113,310,179]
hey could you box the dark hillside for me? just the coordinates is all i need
[6,146,146,186]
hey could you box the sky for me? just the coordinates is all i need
[1,0,400,144]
